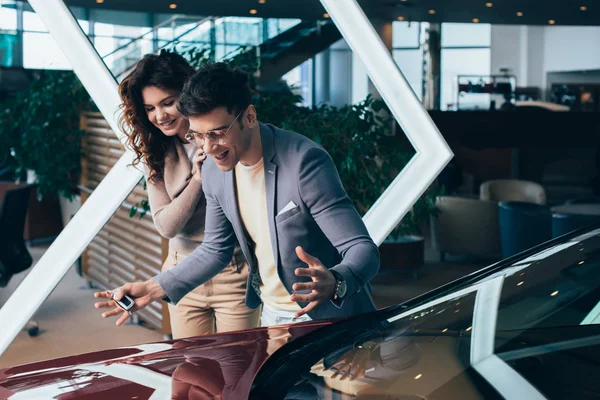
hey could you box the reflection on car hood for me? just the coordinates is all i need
[0,322,329,399]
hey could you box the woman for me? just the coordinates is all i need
[117,50,260,338]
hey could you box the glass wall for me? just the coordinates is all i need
[0,1,18,67]
[392,21,423,100]
[440,23,491,110]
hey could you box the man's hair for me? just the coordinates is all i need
[177,62,252,118]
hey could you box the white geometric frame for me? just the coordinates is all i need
[0,0,452,356]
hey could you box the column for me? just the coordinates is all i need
[422,23,441,110]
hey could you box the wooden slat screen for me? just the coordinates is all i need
[79,112,171,335]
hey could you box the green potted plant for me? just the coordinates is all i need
[0,70,93,239]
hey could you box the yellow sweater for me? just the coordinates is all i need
[235,159,300,311]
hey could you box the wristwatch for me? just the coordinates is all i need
[331,270,347,301]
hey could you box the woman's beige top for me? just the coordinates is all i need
[146,139,206,255]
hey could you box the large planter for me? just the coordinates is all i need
[378,235,425,278]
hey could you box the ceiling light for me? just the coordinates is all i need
[323,13,330,18]
[96,0,104,3]
[397,16,405,21]
[250,9,258,14]
[429,9,436,14]
[550,290,559,296]
[414,374,423,380]
[485,2,493,7]
[442,328,448,332]
[517,281,524,286]
[258,0,267,3]
[580,6,587,11]
[579,260,585,264]
[549,19,556,24]
[169,3,176,9]
[516,11,523,16]
[472,18,480,23]
[466,326,472,332]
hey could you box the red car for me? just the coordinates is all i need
[2,226,600,399]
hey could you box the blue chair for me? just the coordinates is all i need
[552,213,600,238]
[498,201,552,258]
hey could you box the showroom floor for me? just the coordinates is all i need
[0,240,485,369]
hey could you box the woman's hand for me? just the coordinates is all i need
[191,150,207,183]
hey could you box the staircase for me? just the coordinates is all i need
[101,16,341,85]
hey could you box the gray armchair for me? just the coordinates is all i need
[430,196,502,261]
[480,179,546,204]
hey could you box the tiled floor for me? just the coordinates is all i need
[0,241,487,369]
[0,244,163,369]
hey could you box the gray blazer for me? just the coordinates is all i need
[155,123,379,320]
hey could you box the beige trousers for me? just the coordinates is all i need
[162,248,260,339]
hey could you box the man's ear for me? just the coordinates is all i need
[246,105,258,127]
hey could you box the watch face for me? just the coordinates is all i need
[338,280,348,298]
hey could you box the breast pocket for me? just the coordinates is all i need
[275,205,302,224]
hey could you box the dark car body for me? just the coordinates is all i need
[2,226,600,399]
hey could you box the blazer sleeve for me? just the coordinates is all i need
[153,188,236,304]
[297,146,380,307]
[146,175,204,239]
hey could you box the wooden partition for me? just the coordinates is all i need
[79,112,171,335]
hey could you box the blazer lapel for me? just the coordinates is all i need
[261,124,280,267]
[224,170,253,260]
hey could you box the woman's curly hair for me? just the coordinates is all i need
[118,50,195,183]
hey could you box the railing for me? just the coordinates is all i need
[102,16,303,81]
[101,15,214,79]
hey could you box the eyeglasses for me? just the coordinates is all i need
[185,108,246,146]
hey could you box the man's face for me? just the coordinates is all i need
[187,107,250,172]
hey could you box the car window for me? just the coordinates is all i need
[493,232,600,399]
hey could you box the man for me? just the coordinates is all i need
[95,62,379,327]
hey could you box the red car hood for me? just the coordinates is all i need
[0,321,330,400]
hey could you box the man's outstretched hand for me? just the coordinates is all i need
[290,246,337,319]
[94,280,166,326]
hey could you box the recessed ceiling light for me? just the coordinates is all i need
[516,11,523,16]
[472,18,480,23]
[485,2,493,7]
[414,374,423,380]
[323,13,330,18]
[397,16,405,21]
[580,6,587,11]
[258,0,267,3]
[96,0,104,3]
[549,19,556,24]
[250,9,258,14]
[169,3,176,9]
[428,9,436,14]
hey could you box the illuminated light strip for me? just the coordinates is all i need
[0,0,144,356]
[473,355,546,399]
[86,364,172,399]
[470,277,503,364]
[319,0,453,245]
[470,278,545,399]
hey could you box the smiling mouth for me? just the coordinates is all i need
[159,119,176,128]
[214,150,229,161]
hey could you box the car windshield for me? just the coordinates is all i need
[250,228,600,400]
